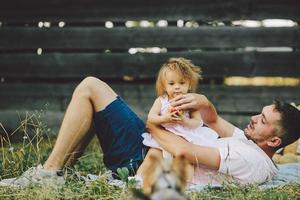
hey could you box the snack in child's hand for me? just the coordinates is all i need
[169,106,184,117]
[169,106,177,113]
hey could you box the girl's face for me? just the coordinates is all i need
[164,69,190,99]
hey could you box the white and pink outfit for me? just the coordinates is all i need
[142,95,219,150]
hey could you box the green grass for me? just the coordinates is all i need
[0,112,300,199]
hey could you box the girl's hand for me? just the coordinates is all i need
[162,108,182,124]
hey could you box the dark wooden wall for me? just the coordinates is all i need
[0,0,300,137]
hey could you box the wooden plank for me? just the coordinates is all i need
[0,0,300,22]
[1,83,299,137]
[137,85,300,114]
[0,51,299,79]
[0,84,76,111]
[1,27,299,49]
[0,110,64,138]
[220,114,251,130]
[1,83,299,114]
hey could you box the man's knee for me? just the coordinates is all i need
[82,76,106,87]
[73,76,117,111]
[74,76,106,98]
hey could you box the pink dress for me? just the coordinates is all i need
[142,95,218,149]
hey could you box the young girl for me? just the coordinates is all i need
[137,57,218,180]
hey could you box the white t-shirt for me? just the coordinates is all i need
[190,127,279,186]
[142,95,218,148]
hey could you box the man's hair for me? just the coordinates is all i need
[274,100,300,149]
[155,57,202,96]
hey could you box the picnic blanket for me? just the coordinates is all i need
[188,162,300,191]
[261,162,300,188]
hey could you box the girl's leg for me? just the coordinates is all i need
[136,148,162,177]
[43,77,118,170]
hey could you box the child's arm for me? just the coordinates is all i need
[180,110,202,129]
[147,98,181,125]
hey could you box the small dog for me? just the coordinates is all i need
[133,154,190,200]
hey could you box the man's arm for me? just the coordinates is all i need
[170,94,235,138]
[147,123,220,170]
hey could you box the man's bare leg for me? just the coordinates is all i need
[64,129,94,168]
[43,77,117,170]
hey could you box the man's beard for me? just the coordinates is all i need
[245,132,257,144]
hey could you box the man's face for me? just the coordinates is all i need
[245,104,282,146]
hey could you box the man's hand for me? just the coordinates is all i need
[170,93,206,111]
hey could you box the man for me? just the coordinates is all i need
[148,94,300,185]
[0,77,299,187]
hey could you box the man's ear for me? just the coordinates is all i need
[267,136,282,148]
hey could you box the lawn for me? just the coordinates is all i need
[0,112,299,199]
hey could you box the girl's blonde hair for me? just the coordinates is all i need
[155,57,202,96]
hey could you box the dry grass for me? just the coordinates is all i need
[0,112,299,199]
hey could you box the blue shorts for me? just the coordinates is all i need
[93,96,147,175]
